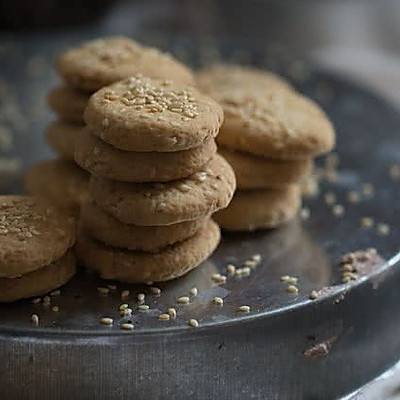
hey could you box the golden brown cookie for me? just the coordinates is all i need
[84,75,223,152]
[45,120,85,160]
[75,129,217,182]
[0,196,75,278]
[81,200,209,252]
[76,219,220,283]
[90,154,236,226]
[25,159,89,216]
[214,186,301,231]
[197,64,335,159]
[0,250,76,303]
[219,147,313,189]
[57,36,195,92]
[47,86,88,123]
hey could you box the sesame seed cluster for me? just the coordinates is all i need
[198,64,336,231]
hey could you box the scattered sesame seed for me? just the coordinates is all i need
[51,306,59,312]
[137,293,145,303]
[251,254,261,263]
[286,285,299,294]
[189,287,198,296]
[237,305,250,313]
[146,281,154,286]
[189,319,199,328]
[377,223,390,236]
[332,204,344,217]
[138,304,150,312]
[120,323,134,331]
[121,289,130,298]
[362,183,374,196]
[211,273,227,284]
[31,314,39,326]
[361,217,374,228]
[226,264,236,275]
[97,287,110,295]
[107,284,117,291]
[120,308,133,317]
[43,295,51,306]
[150,287,161,296]
[244,260,257,269]
[168,308,177,318]
[31,297,41,304]
[177,296,190,304]
[389,164,400,180]
[347,191,360,203]
[158,313,170,320]
[309,290,319,300]
[50,290,61,297]
[342,272,357,281]
[342,263,354,272]
[213,297,224,306]
[280,275,298,284]
[300,208,310,220]
[324,192,336,205]
[119,303,129,310]
[100,317,113,325]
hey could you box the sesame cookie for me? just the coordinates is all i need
[47,86,88,124]
[0,250,76,303]
[197,64,335,159]
[45,120,84,160]
[214,186,301,231]
[84,75,223,152]
[76,219,220,283]
[81,200,209,252]
[75,129,217,182]
[0,196,75,278]
[219,147,313,189]
[90,154,236,226]
[25,159,89,216]
[57,36,195,93]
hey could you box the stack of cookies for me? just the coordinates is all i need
[26,36,195,216]
[0,196,76,302]
[75,75,236,283]
[197,64,335,231]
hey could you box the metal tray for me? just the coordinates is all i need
[0,35,400,400]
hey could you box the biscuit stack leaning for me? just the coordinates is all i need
[26,36,195,217]
[197,64,335,231]
[75,75,236,283]
[0,196,76,302]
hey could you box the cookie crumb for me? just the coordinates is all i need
[31,314,39,326]
[189,319,199,328]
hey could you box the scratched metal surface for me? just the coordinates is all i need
[0,34,400,399]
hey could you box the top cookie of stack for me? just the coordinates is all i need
[76,76,236,283]
[197,64,335,231]
[27,37,195,216]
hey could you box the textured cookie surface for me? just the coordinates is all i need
[197,64,335,159]
[76,219,220,283]
[0,250,76,303]
[0,196,76,277]
[84,75,223,152]
[219,147,312,189]
[81,200,209,252]
[75,129,217,182]
[25,159,89,216]
[214,186,301,231]
[57,36,195,92]
[45,120,85,160]
[90,154,236,226]
[47,86,88,123]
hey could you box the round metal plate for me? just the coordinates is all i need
[0,34,400,400]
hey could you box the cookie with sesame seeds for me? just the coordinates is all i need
[81,200,209,252]
[219,147,313,189]
[75,129,217,182]
[214,186,301,231]
[45,120,85,160]
[84,75,223,152]
[76,219,220,283]
[47,86,89,124]
[197,64,335,159]
[90,154,236,226]
[0,249,76,303]
[25,159,89,216]
[0,196,76,278]
[56,36,195,93]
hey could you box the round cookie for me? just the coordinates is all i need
[84,75,223,152]
[57,36,195,92]
[75,129,217,182]
[0,196,75,278]
[214,186,301,231]
[197,64,335,159]
[45,120,85,160]
[81,200,209,252]
[76,219,220,283]
[25,159,89,216]
[47,86,88,123]
[0,250,76,303]
[219,147,313,189]
[90,154,236,226]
